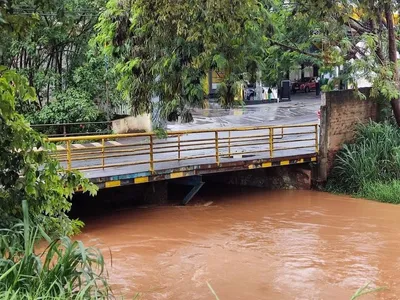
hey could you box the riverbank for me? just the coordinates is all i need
[76,186,395,299]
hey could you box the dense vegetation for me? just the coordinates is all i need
[328,121,400,203]
[27,88,109,136]
[0,36,111,300]
[0,201,111,299]
[3,0,400,126]
[94,0,400,125]
[0,0,125,126]
[0,67,98,233]
[95,0,273,121]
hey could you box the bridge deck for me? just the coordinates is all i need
[49,124,318,188]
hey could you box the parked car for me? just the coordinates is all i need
[292,77,317,93]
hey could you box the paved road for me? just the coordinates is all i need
[168,94,320,131]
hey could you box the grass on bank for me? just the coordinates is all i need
[0,200,112,299]
[358,180,400,203]
[327,121,400,203]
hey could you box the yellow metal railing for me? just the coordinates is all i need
[48,124,319,172]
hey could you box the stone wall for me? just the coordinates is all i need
[319,88,379,181]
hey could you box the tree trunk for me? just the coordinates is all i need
[385,3,400,126]
[46,82,50,105]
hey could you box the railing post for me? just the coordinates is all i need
[269,127,274,158]
[215,131,220,166]
[63,125,67,137]
[101,138,105,169]
[149,135,154,174]
[228,131,231,157]
[178,134,181,160]
[66,140,71,171]
[315,124,319,153]
[281,127,284,138]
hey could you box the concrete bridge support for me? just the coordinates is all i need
[70,181,169,217]
[204,165,313,190]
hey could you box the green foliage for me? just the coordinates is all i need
[95,0,269,121]
[0,200,111,299]
[27,88,109,135]
[0,0,107,106]
[284,0,400,102]
[359,180,400,204]
[30,88,104,124]
[262,1,324,85]
[0,67,97,235]
[327,121,400,203]
[0,0,128,123]
[72,50,125,113]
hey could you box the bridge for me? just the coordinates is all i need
[48,124,318,196]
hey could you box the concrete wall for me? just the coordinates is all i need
[319,88,379,181]
[112,114,152,134]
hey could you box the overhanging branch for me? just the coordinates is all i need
[270,39,322,59]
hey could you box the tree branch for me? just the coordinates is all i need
[348,17,371,35]
[270,39,322,59]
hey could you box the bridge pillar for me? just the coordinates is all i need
[143,181,168,205]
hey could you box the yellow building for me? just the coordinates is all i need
[203,70,243,102]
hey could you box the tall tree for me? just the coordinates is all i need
[95,0,270,121]
[261,0,324,85]
[281,0,400,125]
[0,0,106,106]
[0,3,97,234]
[384,1,400,125]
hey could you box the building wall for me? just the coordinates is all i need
[289,66,313,81]
[319,88,379,181]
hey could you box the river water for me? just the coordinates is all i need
[78,187,400,299]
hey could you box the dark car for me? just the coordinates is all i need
[292,77,317,93]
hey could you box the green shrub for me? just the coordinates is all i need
[327,121,400,203]
[0,201,111,299]
[327,121,400,192]
[28,88,108,135]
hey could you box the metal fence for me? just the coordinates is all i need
[48,124,319,172]
[31,121,112,137]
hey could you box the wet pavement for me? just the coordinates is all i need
[168,94,321,131]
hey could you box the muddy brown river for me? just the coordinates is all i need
[78,188,400,299]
